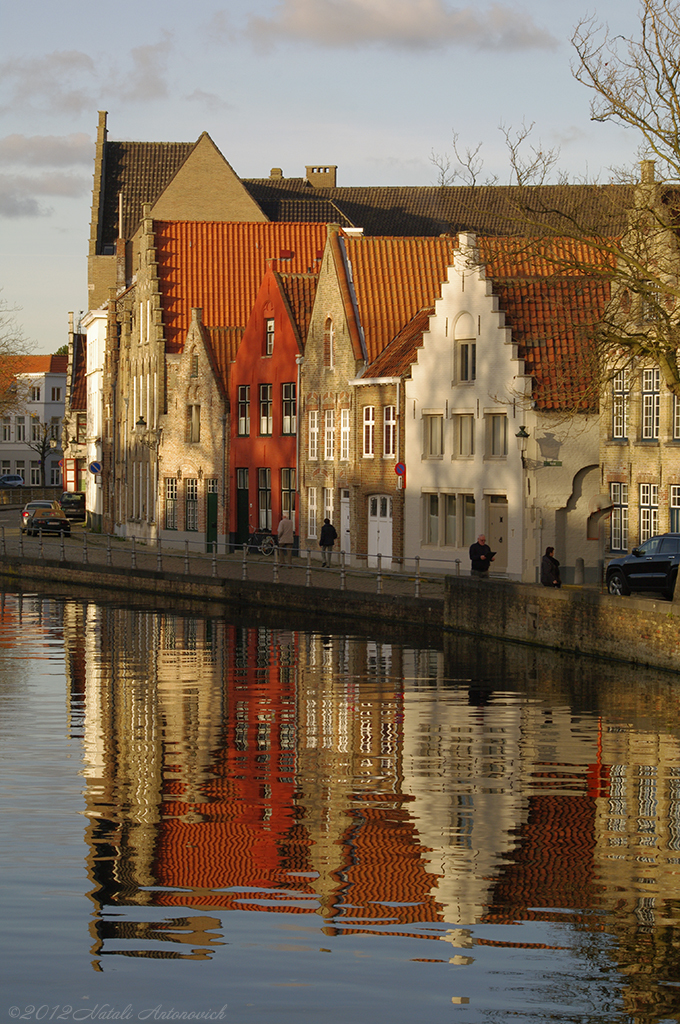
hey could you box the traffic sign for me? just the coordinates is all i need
[89,461,102,474]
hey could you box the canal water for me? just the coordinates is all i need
[1,590,680,1024]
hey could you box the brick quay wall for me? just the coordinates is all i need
[0,553,679,672]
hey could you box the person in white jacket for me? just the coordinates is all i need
[277,515,295,565]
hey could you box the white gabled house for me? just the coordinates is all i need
[403,232,608,584]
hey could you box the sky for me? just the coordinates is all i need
[0,0,641,354]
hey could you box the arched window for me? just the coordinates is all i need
[324,318,334,368]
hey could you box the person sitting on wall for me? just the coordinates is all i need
[469,534,495,579]
[540,546,561,588]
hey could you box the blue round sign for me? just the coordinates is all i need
[395,462,406,476]
[89,461,102,474]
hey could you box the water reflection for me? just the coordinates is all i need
[3,591,680,1021]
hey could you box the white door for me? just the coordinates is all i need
[368,494,392,567]
[340,489,350,555]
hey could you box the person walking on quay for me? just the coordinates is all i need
[277,514,295,566]
[540,546,561,588]
[319,518,338,567]
[469,534,495,579]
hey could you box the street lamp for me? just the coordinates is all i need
[134,416,162,451]
[515,425,529,466]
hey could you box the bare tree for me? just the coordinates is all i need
[0,296,32,415]
[430,131,498,186]
[25,417,60,488]
[498,119,564,186]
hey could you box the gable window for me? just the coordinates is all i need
[363,406,375,456]
[30,386,41,402]
[459,342,476,382]
[423,414,444,458]
[641,368,660,440]
[612,370,629,439]
[488,414,508,457]
[324,318,334,368]
[282,383,296,435]
[238,386,250,436]
[340,408,350,461]
[610,482,628,551]
[265,318,275,356]
[324,409,335,460]
[185,478,198,531]
[259,384,272,435]
[383,406,396,458]
[308,410,319,460]
[186,404,201,443]
[190,353,199,377]
[639,483,658,542]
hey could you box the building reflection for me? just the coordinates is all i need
[63,599,680,1018]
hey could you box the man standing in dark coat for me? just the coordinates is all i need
[319,518,338,567]
[469,534,494,578]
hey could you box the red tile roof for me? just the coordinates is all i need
[69,336,87,411]
[276,272,318,350]
[0,354,68,374]
[155,221,328,351]
[366,307,433,378]
[342,236,455,362]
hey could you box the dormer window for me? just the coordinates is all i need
[324,318,334,368]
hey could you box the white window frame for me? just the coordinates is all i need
[489,414,508,458]
[383,406,396,458]
[639,482,659,542]
[610,482,629,552]
[324,409,335,461]
[308,410,319,460]
[340,408,350,461]
[613,370,629,440]
[265,317,275,356]
[323,486,334,522]
[671,485,680,532]
[363,406,375,457]
[641,368,660,440]
[458,341,476,383]
[15,416,25,442]
[453,414,475,458]
[423,414,444,458]
[237,385,250,436]
[307,487,318,538]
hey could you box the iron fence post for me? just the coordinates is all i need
[415,556,420,598]
[131,536,137,570]
[107,534,112,567]
[340,550,346,591]
[306,548,312,587]
[242,543,248,581]
[184,541,190,574]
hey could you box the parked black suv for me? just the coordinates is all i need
[59,491,86,523]
[606,534,680,599]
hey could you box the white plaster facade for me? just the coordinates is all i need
[403,234,602,584]
[82,308,106,527]
[0,360,66,487]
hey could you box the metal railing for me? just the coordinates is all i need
[1,525,457,600]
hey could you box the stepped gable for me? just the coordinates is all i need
[365,307,434,379]
[481,236,611,413]
[243,180,633,237]
[99,140,195,250]
[343,235,454,362]
[154,221,328,352]
[276,271,318,349]
[203,326,244,395]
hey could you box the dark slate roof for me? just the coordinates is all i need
[99,140,195,250]
[243,181,633,238]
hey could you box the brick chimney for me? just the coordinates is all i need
[305,165,337,188]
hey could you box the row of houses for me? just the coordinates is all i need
[63,112,680,583]
[0,355,67,487]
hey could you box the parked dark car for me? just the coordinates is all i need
[25,508,71,537]
[21,500,60,533]
[0,474,24,488]
[59,491,86,522]
[606,533,680,599]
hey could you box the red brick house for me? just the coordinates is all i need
[229,263,317,550]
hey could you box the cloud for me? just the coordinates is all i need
[244,0,558,51]
[0,134,93,167]
[0,171,89,218]
[0,51,98,116]
[120,34,173,102]
[186,89,234,112]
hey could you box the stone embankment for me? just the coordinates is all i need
[0,529,678,671]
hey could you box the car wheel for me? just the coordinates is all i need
[607,570,629,596]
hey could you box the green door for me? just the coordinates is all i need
[206,492,218,553]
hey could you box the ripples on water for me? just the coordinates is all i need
[1,591,680,1023]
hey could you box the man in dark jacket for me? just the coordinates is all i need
[319,518,338,566]
[469,534,495,578]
